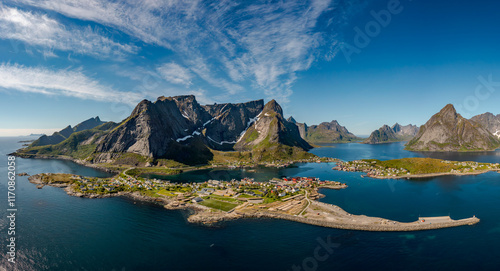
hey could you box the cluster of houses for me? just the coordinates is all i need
[447,161,500,173]
[71,171,344,206]
[211,157,337,169]
[334,160,409,177]
[335,159,500,177]
[72,175,172,193]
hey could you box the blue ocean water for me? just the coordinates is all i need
[1,138,500,270]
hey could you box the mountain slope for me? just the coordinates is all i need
[406,104,499,151]
[364,123,419,144]
[305,120,358,143]
[288,118,358,143]
[392,123,419,138]
[471,112,500,139]
[94,95,264,165]
[31,117,105,147]
[363,125,399,144]
[18,122,118,160]
[235,100,313,161]
[18,96,316,165]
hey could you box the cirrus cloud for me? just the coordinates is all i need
[0,62,141,105]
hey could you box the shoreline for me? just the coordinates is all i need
[367,169,500,180]
[28,174,479,232]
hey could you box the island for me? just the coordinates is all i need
[27,170,479,231]
[334,157,500,179]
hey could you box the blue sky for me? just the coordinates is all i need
[1,0,500,136]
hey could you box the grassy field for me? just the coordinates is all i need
[198,199,239,212]
[157,189,177,197]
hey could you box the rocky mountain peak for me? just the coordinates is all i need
[263,99,283,116]
[287,116,297,124]
[406,104,499,151]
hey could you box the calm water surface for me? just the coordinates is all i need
[1,138,499,270]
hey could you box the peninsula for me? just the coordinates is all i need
[334,157,500,179]
[27,171,479,231]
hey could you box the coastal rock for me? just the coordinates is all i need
[406,104,500,151]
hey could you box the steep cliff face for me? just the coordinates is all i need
[94,96,267,164]
[202,100,264,149]
[287,117,308,139]
[471,112,500,139]
[406,104,499,151]
[235,100,312,152]
[22,95,313,165]
[31,117,105,147]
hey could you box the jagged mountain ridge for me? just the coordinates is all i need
[31,117,105,147]
[471,112,500,139]
[94,95,265,163]
[406,104,500,151]
[235,100,311,150]
[363,123,419,144]
[392,123,419,137]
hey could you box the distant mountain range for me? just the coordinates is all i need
[31,117,106,147]
[18,96,314,165]
[287,118,359,143]
[16,99,500,162]
[363,123,419,144]
[406,104,500,151]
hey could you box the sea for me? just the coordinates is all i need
[1,137,500,270]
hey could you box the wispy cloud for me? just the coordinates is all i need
[16,0,357,102]
[0,63,141,105]
[0,4,137,58]
[157,62,193,86]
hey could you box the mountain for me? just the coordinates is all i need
[17,96,315,165]
[93,96,263,164]
[392,123,419,138]
[288,118,358,143]
[471,112,500,139]
[363,123,419,144]
[406,104,500,151]
[363,125,398,144]
[234,100,312,160]
[31,117,105,147]
[19,121,118,160]
[287,117,308,139]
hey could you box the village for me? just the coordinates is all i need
[67,173,347,212]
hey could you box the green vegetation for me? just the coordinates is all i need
[112,153,152,166]
[198,199,238,212]
[367,158,456,174]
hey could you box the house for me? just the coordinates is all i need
[198,188,215,196]
[192,197,204,203]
